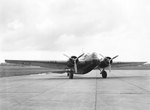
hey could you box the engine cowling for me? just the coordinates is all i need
[99,57,113,68]
[105,57,113,64]
[67,56,79,67]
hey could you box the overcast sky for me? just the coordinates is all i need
[0,0,150,62]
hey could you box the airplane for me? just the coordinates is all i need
[5,52,146,79]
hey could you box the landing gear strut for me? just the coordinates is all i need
[100,70,107,78]
[66,69,74,79]
[68,72,74,79]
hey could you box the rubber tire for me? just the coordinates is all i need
[69,72,73,79]
[102,71,107,78]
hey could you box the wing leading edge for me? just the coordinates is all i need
[5,60,68,70]
[111,61,146,67]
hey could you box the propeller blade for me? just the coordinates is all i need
[99,53,105,58]
[77,53,84,59]
[112,55,119,60]
[108,55,118,72]
[109,64,111,72]
[63,54,70,59]
[74,60,78,73]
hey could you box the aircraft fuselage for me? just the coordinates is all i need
[77,59,99,74]
[70,52,100,74]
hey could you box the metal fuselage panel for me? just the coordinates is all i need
[75,52,99,74]
[76,60,99,74]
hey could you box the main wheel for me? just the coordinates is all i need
[101,70,107,78]
[69,72,73,79]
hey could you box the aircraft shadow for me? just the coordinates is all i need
[107,75,147,79]
[34,75,147,81]
[35,76,99,80]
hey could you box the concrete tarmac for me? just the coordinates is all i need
[0,70,150,110]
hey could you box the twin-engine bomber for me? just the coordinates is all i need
[5,52,146,79]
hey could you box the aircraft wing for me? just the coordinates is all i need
[5,59,68,70]
[112,61,146,67]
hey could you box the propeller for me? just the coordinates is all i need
[109,55,118,72]
[99,54,119,72]
[74,60,77,73]
[99,53,105,58]
[77,53,85,59]
[111,55,119,60]
[63,54,70,59]
[63,53,84,73]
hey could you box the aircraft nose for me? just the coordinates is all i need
[92,52,98,59]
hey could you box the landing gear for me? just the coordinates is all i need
[66,69,74,79]
[100,70,107,78]
[68,72,74,79]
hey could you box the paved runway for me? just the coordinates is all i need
[0,70,150,110]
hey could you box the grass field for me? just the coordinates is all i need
[0,65,58,77]
[0,64,149,77]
